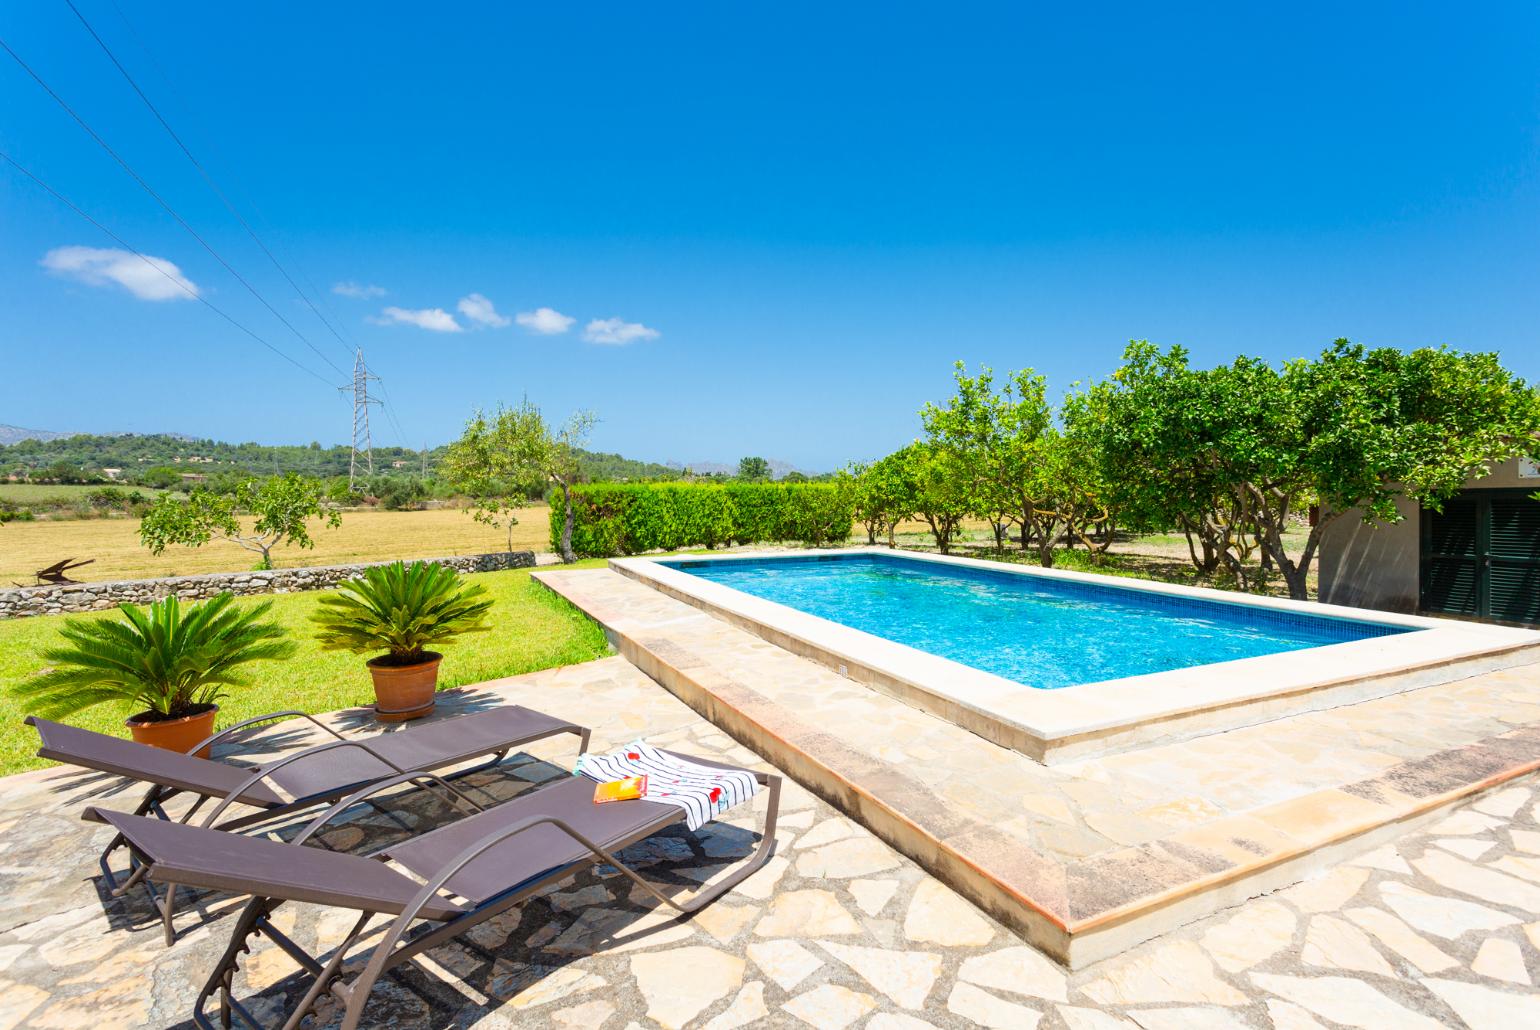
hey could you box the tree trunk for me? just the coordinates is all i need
[992,521,1007,551]
[1031,516,1059,568]
[928,517,951,554]
[1181,519,1220,574]
[559,480,576,563]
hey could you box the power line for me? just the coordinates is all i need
[0,33,350,378]
[87,3,417,453]
[374,375,412,450]
[0,148,339,389]
[63,0,356,363]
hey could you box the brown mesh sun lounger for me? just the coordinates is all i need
[86,750,780,1030]
[28,706,589,942]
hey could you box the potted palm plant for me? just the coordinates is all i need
[12,594,293,756]
[310,560,494,721]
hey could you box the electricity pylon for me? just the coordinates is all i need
[340,349,380,490]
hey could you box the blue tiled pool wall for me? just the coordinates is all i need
[663,552,1409,645]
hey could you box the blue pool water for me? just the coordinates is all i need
[664,553,1412,689]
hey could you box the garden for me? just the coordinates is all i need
[0,561,608,775]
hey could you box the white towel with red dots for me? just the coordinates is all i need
[575,739,758,831]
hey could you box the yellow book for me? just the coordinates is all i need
[593,776,647,804]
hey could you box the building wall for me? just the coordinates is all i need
[0,550,536,620]
[1318,458,1537,613]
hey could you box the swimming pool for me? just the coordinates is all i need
[608,548,1535,762]
[663,552,1411,689]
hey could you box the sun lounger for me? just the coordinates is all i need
[86,750,779,1030]
[28,706,590,942]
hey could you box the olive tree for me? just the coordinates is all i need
[138,473,341,569]
[443,402,595,564]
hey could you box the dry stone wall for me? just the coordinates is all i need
[0,551,536,620]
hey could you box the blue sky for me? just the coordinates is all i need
[3,3,1537,471]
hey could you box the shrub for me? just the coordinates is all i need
[555,482,854,557]
[310,560,494,666]
[561,484,633,557]
[10,594,293,721]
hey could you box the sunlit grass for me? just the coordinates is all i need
[0,561,609,776]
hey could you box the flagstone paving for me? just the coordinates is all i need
[0,655,1537,1028]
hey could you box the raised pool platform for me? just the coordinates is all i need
[536,559,1540,966]
[615,548,1540,763]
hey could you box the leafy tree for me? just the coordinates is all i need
[891,442,971,554]
[841,455,913,546]
[443,401,595,563]
[1071,342,1250,576]
[1009,427,1116,567]
[135,466,185,490]
[1087,340,1540,600]
[138,473,341,569]
[44,460,94,485]
[922,363,1063,558]
[369,475,428,511]
[737,456,772,482]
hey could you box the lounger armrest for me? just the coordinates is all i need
[197,739,410,829]
[186,710,348,757]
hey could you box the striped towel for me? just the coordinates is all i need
[575,740,758,831]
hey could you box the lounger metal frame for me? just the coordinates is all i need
[30,708,590,943]
[96,760,780,1030]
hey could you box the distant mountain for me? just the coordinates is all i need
[0,424,72,445]
[0,425,200,445]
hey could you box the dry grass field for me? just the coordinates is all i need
[0,483,131,503]
[0,505,554,584]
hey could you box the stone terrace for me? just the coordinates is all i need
[0,656,1539,1028]
[537,567,1540,966]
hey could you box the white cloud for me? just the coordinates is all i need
[514,306,576,335]
[583,317,660,345]
[41,245,197,302]
[457,292,512,328]
[332,281,387,299]
[371,306,463,332]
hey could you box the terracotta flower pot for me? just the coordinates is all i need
[127,705,219,758]
[367,652,442,722]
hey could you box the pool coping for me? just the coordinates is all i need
[612,547,1540,762]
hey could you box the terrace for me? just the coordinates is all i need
[1,563,1538,1028]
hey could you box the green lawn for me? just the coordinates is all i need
[0,562,610,776]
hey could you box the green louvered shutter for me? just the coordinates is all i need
[1487,495,1540,624]
[1420,496,1481,617]
[1421,490,1540,625]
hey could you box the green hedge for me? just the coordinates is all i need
[552,483,853,557]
